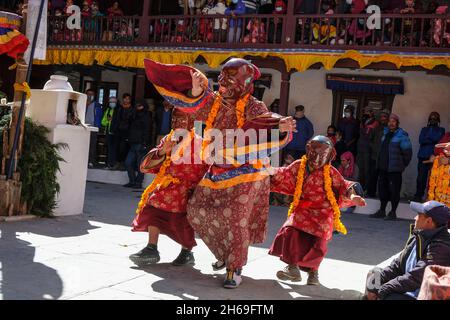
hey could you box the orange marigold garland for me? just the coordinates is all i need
[428,156,450,206]
[202,93,249,159]
[324,164,347,234]
[287,155,307,218]
[287,156,347,235]
[135,131,180,215]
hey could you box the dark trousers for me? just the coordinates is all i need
[357,151,372,192]
[378,170,402,213]
[106,133,118,167]
[415,158,432,199]
[88,131,98,165]
[125,143,145,185]
[117,135,129,163]
[367,166,379,197]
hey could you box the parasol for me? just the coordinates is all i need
[0,11,29,58]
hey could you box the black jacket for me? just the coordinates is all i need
[112,104,134,137]
[369,225,450,299]
[128,108,151,146]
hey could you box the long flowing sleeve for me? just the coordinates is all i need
[270,160,301,195]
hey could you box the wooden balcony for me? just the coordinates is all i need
[46,13,450,53]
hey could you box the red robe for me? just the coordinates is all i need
[132,135,208,249]
[269,160,356,270]
[187,95,286,269]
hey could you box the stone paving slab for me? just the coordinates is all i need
[0,182,414,300]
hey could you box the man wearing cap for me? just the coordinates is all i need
[365,201,450,300]
[370,113,412,220]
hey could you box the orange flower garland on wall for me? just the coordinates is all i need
[428,156,450,207]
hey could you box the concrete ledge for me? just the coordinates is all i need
[0,215,38,222]
[87,168,155,187]
[354,198,415,220]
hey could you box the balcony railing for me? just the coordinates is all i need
[47,13,450,52]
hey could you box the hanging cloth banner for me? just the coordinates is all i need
[0,11,29,58]
[24,0,48,62]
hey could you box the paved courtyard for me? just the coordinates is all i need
[0,182,413,300]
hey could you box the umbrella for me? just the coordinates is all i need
[0,11,29,58]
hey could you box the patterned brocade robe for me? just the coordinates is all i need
[139,135,208,213]
[271,160,356,241]
[187,95,289,269]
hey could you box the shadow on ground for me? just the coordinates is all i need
[132,263,363,300]
[85,182,412,266]
[0,214,98,299]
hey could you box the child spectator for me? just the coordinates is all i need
[243,18,266,43]
[107,1,124,16]
[347,0,372,45]
[339,151,360,213]
[268,0,286,43]
[206,0,228,42]
[312,0,340,45]
[433,6,450,46]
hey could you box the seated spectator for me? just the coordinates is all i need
[243,18,266,43]
[312,0,341,45]
[107,1,124,16]
[433,6,450,47]
[198,8,214,42]
[364,201,450,300]
[243,0,257,13]
[189,0,207,15]
[347,0,372,45]
[206,0,228,42]
[399,0,422,46]
[81,1,91,18]
[202,0,215,12]
[225,0,246,43]
[259,0,275,14]
[268,0,286,43]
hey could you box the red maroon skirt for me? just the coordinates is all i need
[132,205,197,250]
[269,226,328,271]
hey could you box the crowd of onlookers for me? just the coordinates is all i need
[274,101,449,220]
[84,90,173,189]
[5,0,448,46]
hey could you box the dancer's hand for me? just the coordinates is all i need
[158,138,176,156]
[279,116,297,133]
[190,70,205,97]
[351,194,366,207]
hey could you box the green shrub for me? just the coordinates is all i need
[0,111,66,216]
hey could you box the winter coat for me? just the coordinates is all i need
[369,225,450,300]
[417,125,445,159]
[378,127,412,172]
[128,108,152,146]
[287,116,314,152]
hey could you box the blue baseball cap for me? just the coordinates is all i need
[410,201,450,227]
